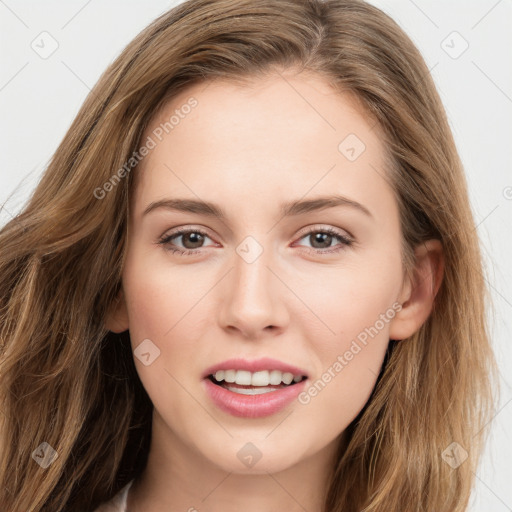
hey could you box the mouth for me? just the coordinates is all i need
[203,370,309,418]
[201,358,310,417]
[206,369,308,395]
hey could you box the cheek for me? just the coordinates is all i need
[122,275,170,342]
[120,254,204,420]
[294,249,402,350]
[292,249,400,419]
[296,277,395,440]
[121,243,206,341]
[296,340,388,449]
[121,246,216,389]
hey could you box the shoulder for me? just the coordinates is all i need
[92,480,134,512]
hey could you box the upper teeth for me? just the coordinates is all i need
[213,369,303,386]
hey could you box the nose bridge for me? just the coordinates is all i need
[219,234,287,336]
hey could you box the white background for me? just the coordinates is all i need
[1,1,511,510]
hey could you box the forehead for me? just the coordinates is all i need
[131,72,395,223]
[145,72,380,148]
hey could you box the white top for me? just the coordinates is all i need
[93,479,134,512]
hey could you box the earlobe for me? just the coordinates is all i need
[389,239,444,341]
[105,288,130,333]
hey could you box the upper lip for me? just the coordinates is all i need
[202,357,309,379]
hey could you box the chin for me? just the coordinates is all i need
[198,437,308,475]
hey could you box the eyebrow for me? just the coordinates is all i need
[143,194,373,220]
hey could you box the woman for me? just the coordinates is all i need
[0,0,498,510]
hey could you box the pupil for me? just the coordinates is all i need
[183,232,332,250]
[184,232,203,249]
[311,233,331,249]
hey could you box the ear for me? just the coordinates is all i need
[105,288,129,333]
[389,239,444,340]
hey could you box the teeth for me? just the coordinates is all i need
[236,370,252,385]
[251,370,269,386]
[223,385,280,395]
[269,370,283,385]
[212,369,304,387]
[223,369,236,383]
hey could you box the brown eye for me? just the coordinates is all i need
[309,232,334,249]
[295,227,353,254]
[158,228,215,255]
[179,231,205,249]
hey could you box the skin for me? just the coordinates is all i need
[106,69,443,512]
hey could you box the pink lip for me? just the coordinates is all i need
[202,377,308,418]
[201,357,309,379]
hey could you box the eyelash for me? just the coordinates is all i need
[157,226,353,256]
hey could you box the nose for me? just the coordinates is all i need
[217,238,289,340]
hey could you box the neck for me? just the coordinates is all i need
[127,410,342,512]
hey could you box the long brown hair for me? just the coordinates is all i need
[0,0,498,510]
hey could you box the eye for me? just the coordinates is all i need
[292,226,353,254]
[157,227,217,255]
[157,225,353,256]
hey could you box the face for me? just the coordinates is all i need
[108,70,420,475]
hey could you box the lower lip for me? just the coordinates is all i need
[203,377,308,418]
